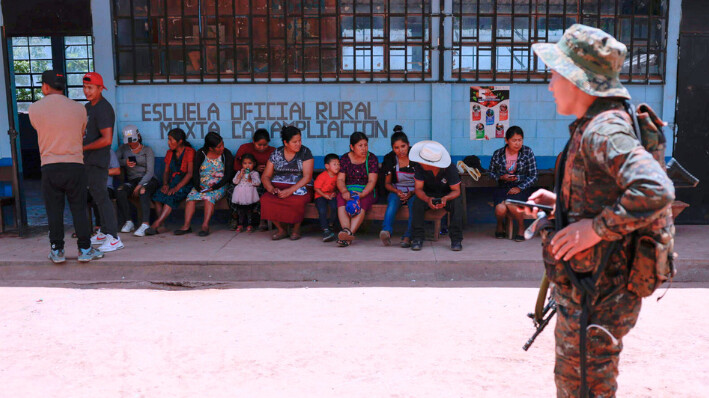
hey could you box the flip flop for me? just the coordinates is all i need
[336,239,350,247]
[337,228,355,242]
[271,231,289,240]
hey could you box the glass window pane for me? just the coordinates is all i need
[13,47,29,60]
[14,75,31,87]
[16,88,32,101]
[66,60,89,73]
[68,88,85,100]
[30,60,52,72]
[17,102,31,113]
[65,45,89,59]
[12,37,29,46]
[13,61,30,74]
[29,37,51,46]
[65,36,89,45]
[29,46,52,59]
[67,74,84,86]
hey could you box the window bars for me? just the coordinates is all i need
[113,0,668,84]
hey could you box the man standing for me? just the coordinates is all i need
[28,70,103,263]
[528,25,674,396]
[408,141,464,251]
[82,72,123,251]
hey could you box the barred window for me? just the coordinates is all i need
[113,0,433,83]
[113,0,667,84]
[451,0,668,83]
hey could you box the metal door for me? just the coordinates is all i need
[673,1,709,224]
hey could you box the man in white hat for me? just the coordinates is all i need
[409,140,463,251]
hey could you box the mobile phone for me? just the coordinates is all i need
[431,198,442,205]
[128,155,137,163]
[505,199,553,213]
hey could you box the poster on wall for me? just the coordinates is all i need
[469,86,510,140]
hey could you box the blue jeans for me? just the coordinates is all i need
[382,192,415,238]
[314,196,338,230]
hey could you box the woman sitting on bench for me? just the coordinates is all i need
[335,132,379,247]
[146,128,194,235]
[260,126,314,241]
[379,128,418,248]
[489,126,538,241]
[175,132,234,237]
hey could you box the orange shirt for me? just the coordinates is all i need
[313,171,337,199]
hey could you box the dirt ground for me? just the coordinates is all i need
[1,283,707,397]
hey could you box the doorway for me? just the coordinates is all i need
[9,35,95,179]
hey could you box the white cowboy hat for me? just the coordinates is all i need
[409,140,451,168]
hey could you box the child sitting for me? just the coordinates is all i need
[231,153,261,233]
[313,153,341,242]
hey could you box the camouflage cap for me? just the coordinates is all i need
[532,24,630,99]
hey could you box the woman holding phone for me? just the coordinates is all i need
[489,125,538,241]
[175,132,234,237]
[115,125,158,237]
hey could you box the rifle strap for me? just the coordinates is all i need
[554,136,619,397]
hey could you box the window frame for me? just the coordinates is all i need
[112,0,668,85]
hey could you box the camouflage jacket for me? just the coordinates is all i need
[547,98,675,305]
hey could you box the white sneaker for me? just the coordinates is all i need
[133,224,149,237]
[121,220,135,233]
[99,234,124,252]
[90,230,107,245]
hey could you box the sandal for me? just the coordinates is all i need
[271,231,288,240]
[336,239,350,247]
[337,228,355,242]
[289,232,301,241]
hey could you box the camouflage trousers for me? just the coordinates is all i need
[554,289,641,398]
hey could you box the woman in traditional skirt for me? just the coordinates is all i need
[174,132,234,237]
[146,128,194,235]
[261,126,314,240]
[335,132,379,247]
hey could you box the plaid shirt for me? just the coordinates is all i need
[488,145,538,191]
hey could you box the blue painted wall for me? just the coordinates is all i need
[113,82,666,172]
[0,0,682,174]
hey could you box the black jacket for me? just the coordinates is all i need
[191,148,235,191]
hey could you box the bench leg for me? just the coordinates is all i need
[506,215,514,240]
[0,206,4,233]
[433,219,440,241]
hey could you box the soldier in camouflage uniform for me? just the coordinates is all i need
[528,25,675,397]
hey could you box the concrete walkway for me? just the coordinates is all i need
[1,224,708,285]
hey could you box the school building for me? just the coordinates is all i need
[0,0,707,227]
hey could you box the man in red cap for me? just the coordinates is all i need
[82,72,124,252]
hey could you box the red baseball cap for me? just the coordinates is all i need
[83,72,107,90]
